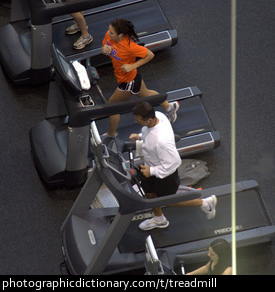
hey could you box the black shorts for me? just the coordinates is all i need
[118,72,142,94]
[140,169,180,197]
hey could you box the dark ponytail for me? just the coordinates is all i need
[110,19,139,43]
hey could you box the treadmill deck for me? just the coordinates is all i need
[118,185,273,254]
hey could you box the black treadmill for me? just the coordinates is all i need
[0,0,177,85]
[60,121,275,275]
[29,45,220,189]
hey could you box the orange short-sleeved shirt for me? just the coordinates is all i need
[102,31,148,84]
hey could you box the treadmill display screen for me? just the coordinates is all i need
[51,44,82,93]
[103,146,128,177]
[90,122,130,180]
[58,52,81,91]
[59,55,75,82]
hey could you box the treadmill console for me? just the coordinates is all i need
[90,122,131,180]
[101,144,130,180]
[51,44,82,94]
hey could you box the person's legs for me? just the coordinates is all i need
[169,195,217,219]
[106,88,132,137]
[71,11,89,37]
[136,79,158,98]
[138,174,173,231]
[139,195,217,231]
[137,80,179,123]
[138,169,217,230]
[169,199,203,208]
[66,8,93,49]
[145,192,163,216]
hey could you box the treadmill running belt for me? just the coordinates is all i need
[95,96,214,141]
[53,0,171,57]
[118,188,271,254]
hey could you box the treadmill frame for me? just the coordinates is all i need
[61,134,275,274]
[30,85,220,189]
[0,0,177,85]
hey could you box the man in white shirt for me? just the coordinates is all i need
[130,101,217,231]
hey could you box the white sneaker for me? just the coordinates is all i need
[201,195,217,219]
[139,216,169,231]
[167,101,180,123]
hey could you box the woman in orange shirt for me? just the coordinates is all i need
[101,19,179,137]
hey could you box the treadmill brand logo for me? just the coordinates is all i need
[214,225,243,235]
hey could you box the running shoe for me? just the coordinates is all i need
[139,216,169,231]
[101,132,118,138]
[167,101,180,123]
[201,195,217,219]
[66,22,81,35]
[73,35,93,50]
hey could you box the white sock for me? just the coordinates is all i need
[154,215,166,222]
[167,103,172,112]
[201,198,208,209]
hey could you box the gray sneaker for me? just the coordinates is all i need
[139,216,169,231]
[167,101,180,123]
[66,22,81,35]
[73,35,93,50]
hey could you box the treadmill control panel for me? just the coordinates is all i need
[101,144,131,180]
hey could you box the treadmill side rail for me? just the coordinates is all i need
[143,30,177,51]
[167,87,202,102]
[177,131,220,157]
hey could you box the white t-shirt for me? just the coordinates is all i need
[140,111,181,179]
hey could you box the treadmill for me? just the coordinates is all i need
[29,45,220,189]
[0,0,177,85]
[60,121,275,275]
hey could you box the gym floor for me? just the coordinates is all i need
[0,0,274,274]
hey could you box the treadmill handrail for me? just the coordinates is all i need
[100,167,201,215]
[68,93,167,127]
[28,0,120,25]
